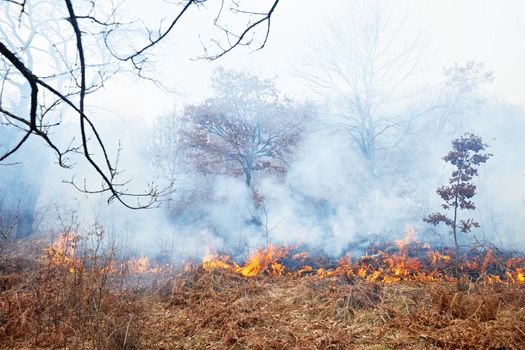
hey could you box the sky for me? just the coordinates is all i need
[91,0,525,123]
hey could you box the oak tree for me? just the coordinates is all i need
[424,133,492,277]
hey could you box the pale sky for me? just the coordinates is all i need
[92,0,525,123]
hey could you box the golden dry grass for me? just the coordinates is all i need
[143,267,525,350]
[1,247,525,349]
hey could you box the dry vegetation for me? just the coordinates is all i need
[1,238,525,349]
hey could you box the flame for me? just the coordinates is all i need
[45,233,166,274]
[518,271,525,282]
[45,232,80,272]
[428,250,451,265]
[238,245,287,276]
[292,251,309,261]
[123,256,166,274]
[45,231,525,285]
[127,256,150,274]
[201,235,525,285]
[395,225,416,249]
[202,245,289,277]
[202,254,233,271]
[297,265,313,275]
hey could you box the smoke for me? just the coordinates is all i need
[1,1,524,260]
[149,90,525,258]
[2,83,520,261]
[2,83,524,259]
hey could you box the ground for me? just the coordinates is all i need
[1,238,525,349]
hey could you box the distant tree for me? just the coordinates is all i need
[301,0,428,174]
[434,61,494,134]
[0,160,42,239]
[424,133,492,278]
[148,112,189,187]
[182,69,305,188]
[0,0,281,208]
[0,4,51,238]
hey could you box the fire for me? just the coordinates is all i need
[201,235,525,285]
[428,250,451,265]
[292,251,309,261]
[518,271,525,282]
[236,245,288,277]
[395,225,416,249]
[127,256,154,274]
[44,233,165,274]
[203,245,289,277]
[45,232,80,272]
[202,254,233,271]
[45,231,525,285]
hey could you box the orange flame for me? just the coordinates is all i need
[395,225,416,250]
[45,231,525,285]
[45,233,166,274]
[45,232,80,272]
[203,245,289,277]
[201,237,525,285]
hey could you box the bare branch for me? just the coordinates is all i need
[0,0,283,210]
[115,0,195,65]
[203,0,280,60]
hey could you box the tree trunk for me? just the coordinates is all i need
[15,192,38,239]
[359,135,376,176]
[15,213,35,239]
[1,158,40,240]
[244,167,252,187]
[452,183,466,291]
[453,194,459,276]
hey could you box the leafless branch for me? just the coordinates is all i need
[0,0,282,209]
[202,0,280,60]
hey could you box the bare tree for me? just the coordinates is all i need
[182,68,304,188]
[0,0,281,209]
[433,61,494,134]
[301,0,427,174]
[148,111,189,187]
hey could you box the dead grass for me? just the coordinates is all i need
[1,245,525,349]
[0,238,147,349]
[139,267,525,350]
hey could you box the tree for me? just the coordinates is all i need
[148,112,189,187]
[182,68,304,188]
[301,0,427,174]
[0,0,281,209]
[424,133,492,278]
[434,61,494,134]
[0,158,43,239]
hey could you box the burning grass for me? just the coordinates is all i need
[1,234,525,349]
[202,241,525,285]
[0,238,148,349]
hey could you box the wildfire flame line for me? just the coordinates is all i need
[44,233,525,284]
[202,243,525,284]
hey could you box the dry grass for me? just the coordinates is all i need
[0,238,147,349]
[1,243,525,349]
[145,267,525,349]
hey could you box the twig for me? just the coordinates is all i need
[122,315,133,350]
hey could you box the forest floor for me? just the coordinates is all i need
[1,238,525,349]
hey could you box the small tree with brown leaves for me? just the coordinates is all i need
[425,133,492,279]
